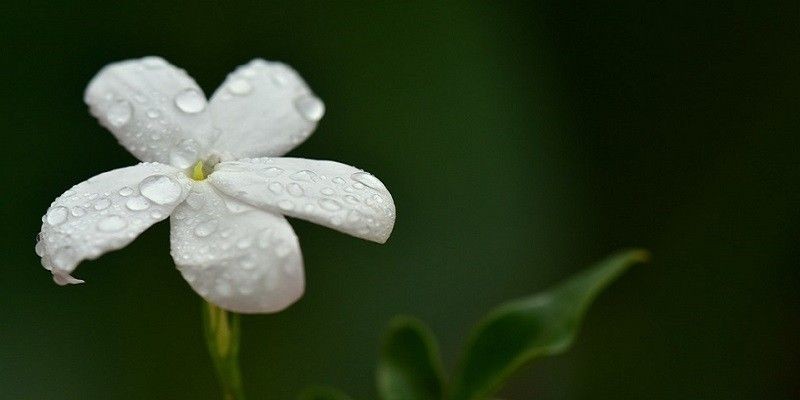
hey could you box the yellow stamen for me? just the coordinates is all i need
[192,160,206,181]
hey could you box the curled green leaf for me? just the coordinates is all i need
[448,249,650,400]
[377,316,445,400]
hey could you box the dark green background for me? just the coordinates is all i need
[1,1,797,399]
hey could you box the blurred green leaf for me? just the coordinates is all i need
[448,249,650,400]
[298,387,354,400]
[377,316,445,400]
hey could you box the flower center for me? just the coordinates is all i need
[192,161,207,181]
[188,155,220,181]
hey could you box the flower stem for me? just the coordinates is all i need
[203,300,245,400]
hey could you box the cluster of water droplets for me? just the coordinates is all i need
[171,183,301,307]
[88,56,219,168]
[213,59,324,132]
[210,159,394,241]
[36,167,186,279]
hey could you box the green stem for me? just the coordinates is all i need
[203,301,245,400]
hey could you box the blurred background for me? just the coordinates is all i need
[1,1,797,399]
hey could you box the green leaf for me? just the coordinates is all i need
[377,316,446,400]
[298,387,354,400]
[448,249,650,400]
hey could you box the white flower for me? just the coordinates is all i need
[35,56,396,313]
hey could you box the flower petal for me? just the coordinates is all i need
[84,56,219,168]
[208,157,396,243]
[208,59,324,159]
[170,182,304,313]
[36,163,192,284]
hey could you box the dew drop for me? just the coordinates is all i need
[140,175,182,205]
[287,183,304,197]
[185,191,206,210]
[141,56,166,68]
[268,182,284,194]
[278,200,294,211]
[107,100,132,127]
[263,167,284,177]
[35,240,46,257]
[227,78,252,95]
[274,242,292,257]
[46,206,69,226]
[347,210,362,223]
[125,196,150,211]
[97,215,127,232]
[194,220,218,237]
[257,229,273,248]
[344,195,360,205]
[93,198,111,210]
[146,109,160,119]
[294,95,325,122]
[118,187,134,196]
[332,177,346,185]
[70,206,86,217]
[215,281,232,297]
[321,187,336,196]
[319,198,342,211]
[351,172,386,191]
[174,88,206,114]
[236,237,252,249]
[290,170,318,182]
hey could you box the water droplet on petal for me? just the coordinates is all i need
[185,190,206,210]
[344,195,360,205]
[194,220,218,237]
[321,187,335,196]
[274,241,292,257]
[290,170,318,182]
[227,78,252,95]
[287,183,304,197]
[257,229,273,248]
[140,175,182,205]
[294,95,325,121]
[146,109,160,119]
[351,172,386,191]
[236,237,252,249]
[125,196,150,211]
[35,240,46,257]
[93,198,111,210]
[46,206,69,226]
[141,56,166,68]
[268,182,284,194]
[118,187,134,196]
[97,215,127,232]
[174,88,206,114]
[319,198,342,211]
[278,200,294,211]
[347,210,362,223]
[70,206,86,217]
[107,100,132,127]
[215,281,232,297]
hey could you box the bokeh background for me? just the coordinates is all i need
[1,1,797,399]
